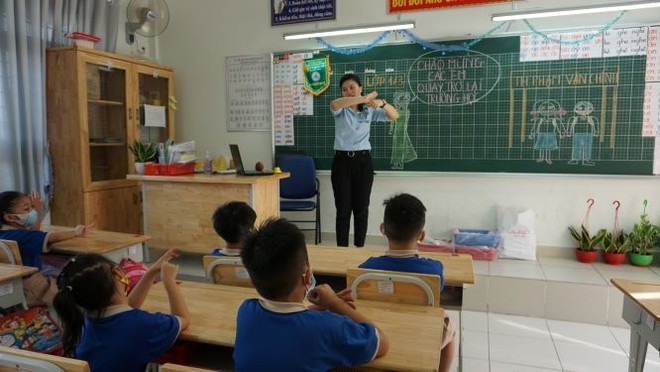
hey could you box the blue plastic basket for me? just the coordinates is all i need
[453,229,500,247]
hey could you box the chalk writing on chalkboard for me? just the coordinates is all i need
[407,50,502,106]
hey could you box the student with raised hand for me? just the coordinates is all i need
[53,248,189,372]
[235,218,388,371]
[210,201,257,257]
[359,193,455,372]
[0,190,92,305]
[330,73,399,247]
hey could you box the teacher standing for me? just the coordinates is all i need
[330,74,399,247]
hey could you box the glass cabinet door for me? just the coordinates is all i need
[85,61,130,183]
[136,67,174,144]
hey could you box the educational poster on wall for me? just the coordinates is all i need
[520,33,561,62]
[272,53,316,145]
[271,0,335,26]
[646,26,660,82]
[644,27,660,138]
[388,0,514,13]
[521,27,649,62]
[643,83,660,137]
[226,54,271,132]
[603,27,648,57]
[559,32,602,59]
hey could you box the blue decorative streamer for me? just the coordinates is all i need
[313,11,628,55]
[316,31,392,55]
[523,11,627,45]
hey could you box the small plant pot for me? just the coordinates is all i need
[575,248,598,263]
[630,252,654,267]
[603,251,626,265]
[135,162,147,175]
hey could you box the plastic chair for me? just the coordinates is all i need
[202,255,253,288]
[0,346,89,372]
[0,239,23,265]
[278,154,321,244]
[346,268,441,307]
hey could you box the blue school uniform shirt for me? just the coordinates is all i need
[234,298,379,372]
[331,106,389,151]
[359,249,445,291]
[0,227,49,269]
[75,305,180,372]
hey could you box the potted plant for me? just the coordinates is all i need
[128,141,157,174]
[568,225,606,263]
[629,206,658,267]
[601,230,631,265]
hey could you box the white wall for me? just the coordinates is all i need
[118,0,660,247]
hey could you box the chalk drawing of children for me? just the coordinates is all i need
[389,91,417,169]
[567,101,598,166]
[528,99,566,165]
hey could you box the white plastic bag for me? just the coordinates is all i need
[497,206,537,261]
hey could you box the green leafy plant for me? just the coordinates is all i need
[629,212,659,256]
[601,230,631,254]
[568,225,606,252]
[128,141,157,163]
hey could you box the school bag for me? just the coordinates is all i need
[118,257,149,293]
[0,306,62,355]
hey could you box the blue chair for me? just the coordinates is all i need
[278,154,321,244]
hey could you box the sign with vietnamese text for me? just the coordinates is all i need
[389,0,513,13]
[272,0,336,26]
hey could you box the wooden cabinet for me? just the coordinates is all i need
[46,46,175,233]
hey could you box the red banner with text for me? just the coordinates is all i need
[389,0,512,13]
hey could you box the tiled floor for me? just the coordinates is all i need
[449,310,660,372]
[471,256,660,284]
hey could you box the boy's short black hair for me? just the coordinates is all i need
[241,218,308,300]
[382,193,426,242]
[212,201,257,244]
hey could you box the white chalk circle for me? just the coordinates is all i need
[407,49,502,106]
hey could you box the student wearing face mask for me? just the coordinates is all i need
[330,74,399,248]
[235,218,388,371]
[0,190,92,306]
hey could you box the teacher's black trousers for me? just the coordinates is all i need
[331,151,374,247]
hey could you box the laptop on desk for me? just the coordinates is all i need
[229,144,274,176]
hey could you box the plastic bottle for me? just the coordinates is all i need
[204,151,213,175]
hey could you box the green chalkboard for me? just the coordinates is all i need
[274,36,655,175]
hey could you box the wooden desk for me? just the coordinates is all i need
[308,245,476,287]
[43,226,150,263]
[128,173,289,255]
[142,281,444,372]
[612,278,660,372]
[0,263,38,309]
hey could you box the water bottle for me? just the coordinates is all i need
[204,151,213,175]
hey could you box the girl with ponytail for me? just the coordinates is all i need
[53,249,189,371]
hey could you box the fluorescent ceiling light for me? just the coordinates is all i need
[492,1,660,21]
[283,22,415,40]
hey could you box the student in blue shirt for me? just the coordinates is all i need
[234,218,389,371]
[359,193,456,372]
[53,249,189,372]
[210,201,256,256]
[0,190,91,305]
[330,74,399,247]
